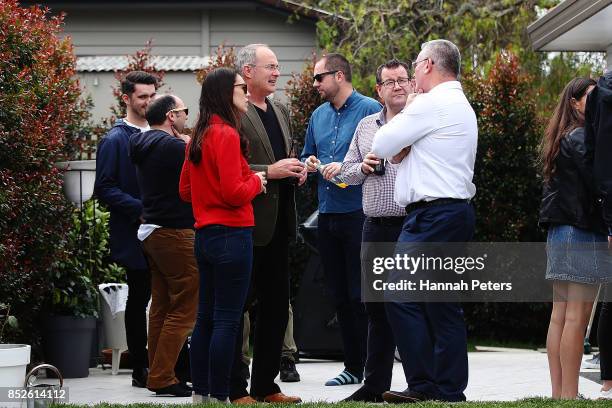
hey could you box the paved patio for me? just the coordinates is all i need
[61,352,603,405]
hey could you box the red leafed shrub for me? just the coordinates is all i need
[195,44,237,84]
[462,50,549,343]
[464,50,544,243]
[0,0,90,343]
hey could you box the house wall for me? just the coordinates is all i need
[55,6,317,124]
[79,71,203,127]
[608,44,612,71]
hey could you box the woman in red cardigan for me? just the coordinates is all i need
[179,67,266,403]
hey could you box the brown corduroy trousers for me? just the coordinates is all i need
[142,228,198,389]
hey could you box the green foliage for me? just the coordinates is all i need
[303,0,551,95]
[49,398,612,407]
[285,55,323,294]
[464,51,544,242]
[463,51,548,339]
[0,0,89,344]
[0,303,18,343]
[50,200,126,318]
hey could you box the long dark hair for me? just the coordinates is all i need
[188,67,248,164]
[540,77,596,182]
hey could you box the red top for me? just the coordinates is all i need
[179,114,261,229]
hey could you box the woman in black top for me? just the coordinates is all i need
[539,77,607,399]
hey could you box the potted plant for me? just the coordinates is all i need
[0,304,31,388]
[41,204,100,379]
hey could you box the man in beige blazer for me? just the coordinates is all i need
[228,44,306,404]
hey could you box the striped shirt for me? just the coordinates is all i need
[339,109,406,217]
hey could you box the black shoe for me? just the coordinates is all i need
[240,364,251,380]
[279,357,300,382]
[382,389,430,404]
[179,382,193,392]
[131,367,148,388]
[342,386,384,402]
[149,383,192,397]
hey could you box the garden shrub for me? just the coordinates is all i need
[463,51,549,342]
[285,55,322,295]
[0,0,90,344]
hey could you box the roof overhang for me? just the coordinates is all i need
[25,0,332,22]
[76,56,209,72]
[527,0,612,52]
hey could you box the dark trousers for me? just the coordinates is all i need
[600,301,611,380]
[361,217,403,394]
[142,228,198,389]
[229,210,290,399]
[318,210,368,376]
[385,202,475,402]
[191,226,253,400]
[125,266,151,370]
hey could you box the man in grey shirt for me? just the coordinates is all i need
[338,59,411,402]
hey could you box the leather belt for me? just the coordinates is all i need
[405,198,470,214]
[367,216,406,226]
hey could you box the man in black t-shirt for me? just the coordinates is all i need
[129,94,196,397]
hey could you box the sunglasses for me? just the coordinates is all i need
[168,107,189,116]
[234,83,248,94]
[313,70,339,82]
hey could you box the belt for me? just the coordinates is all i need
[405,198,470,214]
[367,216,406,226]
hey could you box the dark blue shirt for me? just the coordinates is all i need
[94,119,147,270]
[300,90,382,214]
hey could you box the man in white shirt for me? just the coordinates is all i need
[371,39,477,403]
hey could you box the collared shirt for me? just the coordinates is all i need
[300,90,382,213]
[371,81,477,207]
[340,109,406,217]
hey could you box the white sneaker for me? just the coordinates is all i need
[600,388,612,400]
[193,394,230,404]
[193,394,211,404]
[583,353,600,369]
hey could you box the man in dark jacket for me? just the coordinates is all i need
[585,71,612,243]
[94,71,158,387]
[129,94,196,397]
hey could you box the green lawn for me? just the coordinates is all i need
[57,398,612,407]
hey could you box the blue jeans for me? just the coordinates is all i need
[190,226,253,400]
[385,202,475,401]
[318,210,367,376]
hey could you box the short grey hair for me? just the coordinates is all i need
[421,39,461,78]
[236,43,269,73]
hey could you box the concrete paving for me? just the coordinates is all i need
[59,352,604,405]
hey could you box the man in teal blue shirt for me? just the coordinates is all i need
[301,53,381,386]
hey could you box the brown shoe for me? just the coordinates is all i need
[262,392,302,403]
[231,396,258,404]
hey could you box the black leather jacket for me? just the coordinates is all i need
[539,127,604,232]
[585,71,612,232]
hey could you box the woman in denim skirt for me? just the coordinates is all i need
[179,67,266,402]
[539,77,610,399]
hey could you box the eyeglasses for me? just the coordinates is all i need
[168,107,188,116]
[234,83,248,94]
[313,70,339,82]
[248,64,281,72]
[379,77,411,89]
[412,58,432,68]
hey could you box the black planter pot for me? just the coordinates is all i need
[42,315,96,378]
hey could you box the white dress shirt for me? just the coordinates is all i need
[371,81,477,207]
